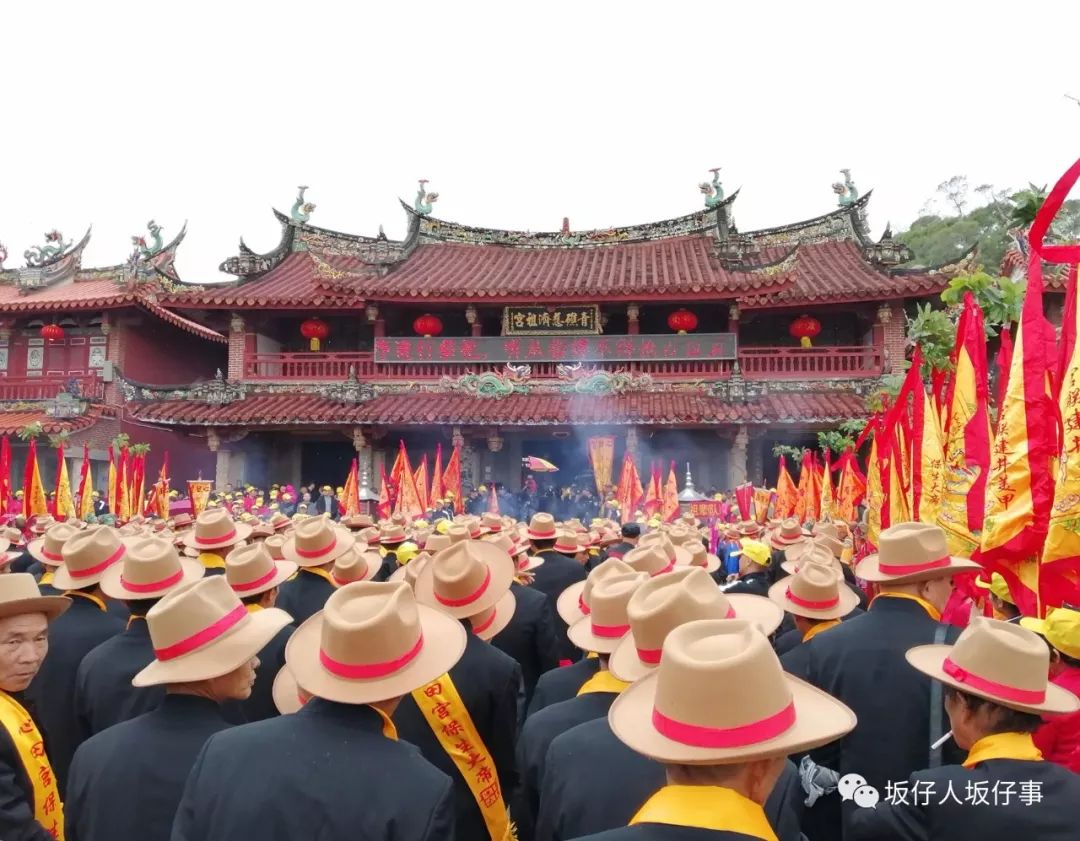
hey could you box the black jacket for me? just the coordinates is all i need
[394,628,521,841]
[515,686,620,841]
[723,571,771,598]
[28,594,124,795]
[241,621,293,723]
[847,755,1080,841]
[536,715,804,841]
[65,694,230,841]
[491,582,561,711]
[0,692,56,841]
[527,551,586,662]
[172,699,456,841]
[313,496,341,518]
[527,656,599,718]
[572,825,775,840]
[274,568,335,626]
[74,617,162,738]
[781,596,963,840]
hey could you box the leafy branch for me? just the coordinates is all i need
[17,422,43,442]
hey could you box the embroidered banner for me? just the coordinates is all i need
[374,333,737,364]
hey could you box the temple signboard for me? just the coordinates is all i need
[374,333,737,364]
[502,305,601,335]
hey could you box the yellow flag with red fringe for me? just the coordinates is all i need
[978,252,1057,617]
[865,433,884,547]
[820,451,835,521]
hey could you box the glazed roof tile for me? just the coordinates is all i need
[130,391,868,427]
[0,411,99,436]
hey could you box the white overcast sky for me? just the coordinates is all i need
[4,0,1080,282]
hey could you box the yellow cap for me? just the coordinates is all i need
[975,572,1014,605]
[1021,607,1080,660]
[478,485,488,493]
[396,541,420,564]
[435,520,451,534]
[736,538,772,567]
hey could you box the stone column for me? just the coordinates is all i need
[227,313,247,381]
[208,430,231,489]
[729,425,749,489]
[746,431,764,486]
[627,303,640,336]
[374,319,386,340]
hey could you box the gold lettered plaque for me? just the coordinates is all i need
[502,305,602,335]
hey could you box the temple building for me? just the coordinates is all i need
[0,173,972,494]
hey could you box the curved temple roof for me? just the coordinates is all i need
[163,187,956,310]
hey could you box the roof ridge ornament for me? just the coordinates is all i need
[291,186,316,224]
[415,179,439,216]
[24,230,72,267]
[132,220,164,258]
[699,168,725,208]
[0,241,7,270]
[833,169,859,207]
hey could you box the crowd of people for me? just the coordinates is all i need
[0,500,1077,840]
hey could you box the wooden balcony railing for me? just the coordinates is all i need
[0,374,106,402]
[243,345,883,383]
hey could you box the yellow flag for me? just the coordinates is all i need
[914,389,946,525]
[866,437,883,547]
[820,453,834,521]
[55,446,76,519]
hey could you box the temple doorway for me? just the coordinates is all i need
[300,440,355,490]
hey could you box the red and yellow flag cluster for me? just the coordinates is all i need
[380,441,464,522]
[851,157,1080,615]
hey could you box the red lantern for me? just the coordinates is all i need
[667,308,698,334]
[40,324,64,342]
[789,314,822,348]
[413,314,443,338]
[300,317,329,351]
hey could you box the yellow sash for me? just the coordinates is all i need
[412,672,515,841]
[40,571,54,586]
[198,552,226,570]
[802,619,841,643]
[630,785,777,840]
[301,566,335,585]
[0,691,64,839]
[963,732,1043,768]
[576,670,630,696]
[872,592,942,621]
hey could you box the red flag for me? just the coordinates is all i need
[661,462,679,523]
[77,444,94,519]
[430,444,445,505]
[488,483,500,514]
[414,455,430,512]
[642,462,662,517]
[615,452,644,524]
[775,455,798,519]
[979,250,1057,615]
[998,324,1015,409]
[0,436,10,515]
[734,483,753,521]
[387,445,405,511]
[392,441,424,522]
[443,445,463,514]
[342,458,361,517]
[377,462,392,520]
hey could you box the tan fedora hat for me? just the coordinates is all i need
[331,545,382,586]
[53,527,129,590]
[480,513,503,534]
[446,525,471,545]
[623,545,677,578]
[526,513,558,541]
[390,552,431,587]
[554,532,580,555]
[285,581,466,704]
[556,557,634,625]
[29,515,57,536]
[858,522,979,584]
[781,544,843,577]
[0,573,69,622]
[678,543,721,575]
[272,664,305,715]
[356,527,380,545]
[637,532,692,568]
[264,534,286,561]
[133,576,292,687]
[224,543,297,598]
[180,509,253,551]
[341,513,375,530]
[768,561,859,621]
[813,521,841,540]
[769,518,809,551]
[609,618,857,764]
[380,524,408,546]
[567,571,649,654]
[907,616,1080,716]
[281,519,355,568]
[424,534,453,553]
[414,540,516,620]
[469,589,517,642]
[101,537,204,600]
[26,522,82,567]
[610,567,783,683]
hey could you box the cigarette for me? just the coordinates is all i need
[930,730,952,750]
